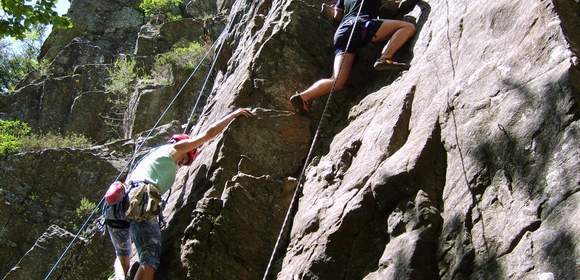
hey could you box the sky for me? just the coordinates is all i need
[4,0,71,52]
[48,0,71,35]
[55,0,71,16]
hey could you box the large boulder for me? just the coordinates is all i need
[0,149,119,276]
[48,38,114,76]
[123,58,211,137]
[135,18,224,56]
[363,190,442,280]
[184,0,218,19]
[66,91,110,142]
[4,60,115,141]
[37,75,82,133]
[8,0,145,142]
[3,45,115,140]
[4,82,43,129]
[275,0,580,279]
[2,225,114,280]
[73,64,112,92]
[41,0,144,61]
[179,174,298,279]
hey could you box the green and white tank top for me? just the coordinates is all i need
[128,145,177,193]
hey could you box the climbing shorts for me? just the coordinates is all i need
[107,225,131,257]
[333,16,382,55]
[130,218,161,270]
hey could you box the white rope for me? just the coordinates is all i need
[183,15,236,134]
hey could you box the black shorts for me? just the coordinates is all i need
[333,16,382,55]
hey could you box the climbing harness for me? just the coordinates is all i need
[42,14,238,280]
[261,1,368,279]
[125,182,162,221]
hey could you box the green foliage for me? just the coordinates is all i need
[151,42,207,84]
[0,120,31,138]
[0,0,72,39]
[0,120,92,155]
[37,58,50,77]
[106,57,137,107]
[106,57,138,93]
[0,25,47,92]
[0,120,31,156]
[20,133,93,151]
[139,0,182,22]
[28,191,39,201]
[75,197,96,218]
[104,271,116,280]
[155,42,206,71]
[70,223,79,232]
[104,57,138,135]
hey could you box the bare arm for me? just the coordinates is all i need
[173,108,253,153]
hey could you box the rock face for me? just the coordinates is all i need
[0,121,177,278]
[0,40,116,142]
[273,0,580,279]
[0,0,145,141]
[0,149,119,276]
[41,0,144,62]
[0,0,218,142]
[1,0,578,279]
[2,225,114,280]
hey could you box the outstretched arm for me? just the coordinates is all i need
[174,108,253,153]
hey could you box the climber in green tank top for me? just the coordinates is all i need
[107,107,253,280]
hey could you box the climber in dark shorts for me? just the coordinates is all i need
[290,0,418,115]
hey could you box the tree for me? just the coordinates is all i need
[0,0,71,39]
[0,25,46,92]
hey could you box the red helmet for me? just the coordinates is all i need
[169,134,198,165]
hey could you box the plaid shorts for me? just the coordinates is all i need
[107,226,131,257]
[130,218,161,269]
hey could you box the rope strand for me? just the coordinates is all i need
[183,14,237,134]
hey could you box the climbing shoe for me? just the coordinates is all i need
[290,93,310,116]
[373,57,409,71]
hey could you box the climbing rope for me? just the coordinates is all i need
[261,1,368,279]
[42,14,237,280]
[183,21,232,134]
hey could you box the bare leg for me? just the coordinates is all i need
[299,53,356,102]
[135,264,155,280]
[371,19,416,60]
[113,256,130,280]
